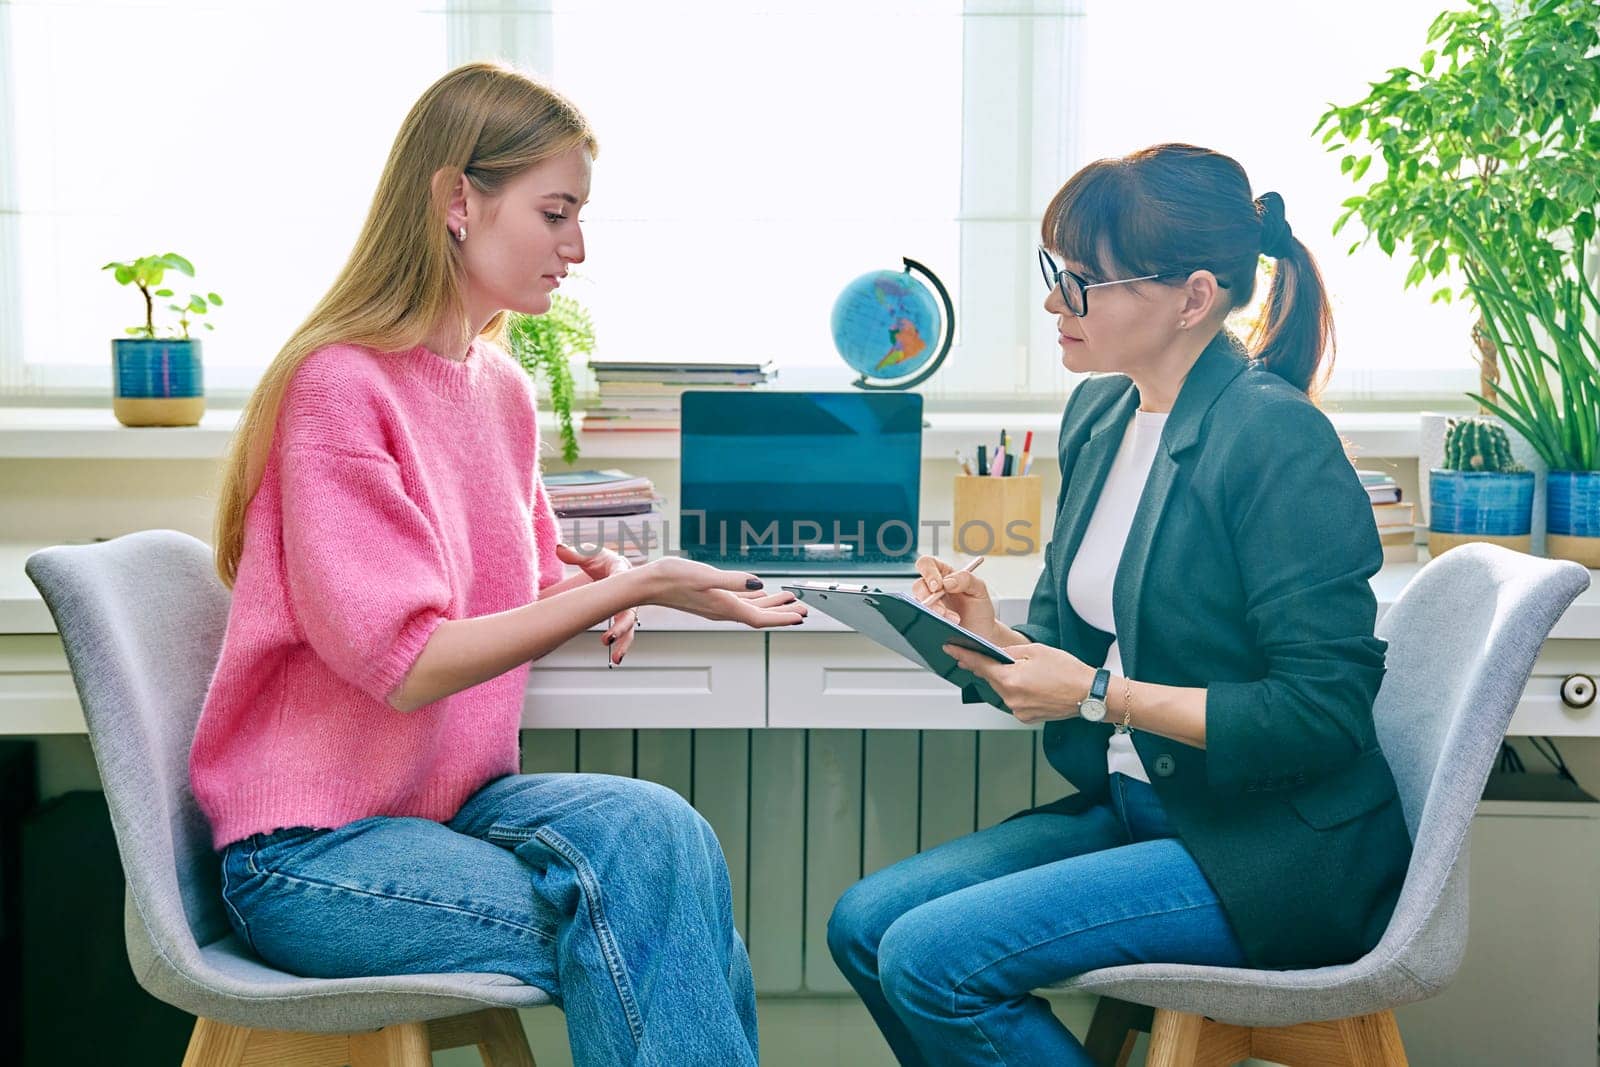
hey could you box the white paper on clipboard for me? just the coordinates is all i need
[780,582,1015,690]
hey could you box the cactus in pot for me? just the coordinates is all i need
[1429,417,1534,556]
[1443,417,1523,473]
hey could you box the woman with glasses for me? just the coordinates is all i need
[828,143,1411,1066]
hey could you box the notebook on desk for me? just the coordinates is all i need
[679,391,924,576]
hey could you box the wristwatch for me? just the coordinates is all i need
[1078,668,1111,722]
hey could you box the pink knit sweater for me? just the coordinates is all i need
[191,339,565,849]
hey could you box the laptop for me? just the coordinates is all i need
[679,391,924,576]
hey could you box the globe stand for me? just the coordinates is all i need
[851,257,955,391]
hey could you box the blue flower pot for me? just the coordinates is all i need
[1545,470,1600,567]
[1427,469,1534,557]
[111,338,205,426]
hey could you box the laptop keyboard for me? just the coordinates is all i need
[690,551,920,575]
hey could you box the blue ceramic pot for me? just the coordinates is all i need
[1545,471,1600,566]
[111,338,205,426]
[1547,471,1600,537]
[1428,470,1534,535]
[1427,469,1534,556]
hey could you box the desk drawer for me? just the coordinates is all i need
[1508,640,1600,736]
[524,631,764,729]
[0,636,83,733]
[767,632,1026,730]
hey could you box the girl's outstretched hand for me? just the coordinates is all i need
[634,557,808,629]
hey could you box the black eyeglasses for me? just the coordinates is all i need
[1037,246,1224,317]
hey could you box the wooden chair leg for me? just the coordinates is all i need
[1084,995,1155,1067]
[427,1008,539,1066]
[181,1018,252,1067]
[349,1021,432,1067]
[1146,1010,1252,1067]
[1147,1010,1205,1067]
[186,1021,359,1067]
[1336,1010,1409,1066]
[473,1007,539,1067]
[183,1010,538,1067]
[1146,1009,1410,1067]
[1249,1012,1411,1067]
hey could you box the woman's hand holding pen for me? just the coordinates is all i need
[941,642,1096,724]
[912,555,1002,644]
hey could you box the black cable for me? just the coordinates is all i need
[1530,735,1577,784]
[1497,741,1525,774]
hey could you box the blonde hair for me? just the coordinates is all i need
[213,62,597,588]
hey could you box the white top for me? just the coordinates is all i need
[1065,408,1169,784]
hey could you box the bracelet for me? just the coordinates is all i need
[1115,676,1135,734]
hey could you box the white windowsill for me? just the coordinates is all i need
[0,406,1424,461]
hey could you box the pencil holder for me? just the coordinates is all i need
[952,475,1042,555]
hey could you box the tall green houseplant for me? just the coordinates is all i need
[1315,0,1600,470]
[504,294,596,465]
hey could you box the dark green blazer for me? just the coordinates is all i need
[963,333,1412,970]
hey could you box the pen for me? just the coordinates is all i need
[955,448,973,477]
[1002,453,1014,476]
[1018,431,1033,478]
[991,430,1008,477]
[977,444,988,477]
[920,555,986,609]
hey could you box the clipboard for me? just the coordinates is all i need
[780,581,1015,692]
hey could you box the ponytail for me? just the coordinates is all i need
[1042,148,1336,402]
[1247,191,1336,400]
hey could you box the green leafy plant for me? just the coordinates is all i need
[1442,415,1525,471]
[504,294,596,464]
[1457,225,1600,470]
[102,252,223,339]
[1314,0,1600,420]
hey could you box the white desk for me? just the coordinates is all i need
[3,542,1597,735]
[8,538,1600,1067]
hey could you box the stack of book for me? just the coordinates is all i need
[544,468,665,564]
[581,360,775,433]
[1359,469,1417,563]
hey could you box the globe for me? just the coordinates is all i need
[830,259,954,390]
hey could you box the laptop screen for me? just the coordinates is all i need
[680,391,923,561]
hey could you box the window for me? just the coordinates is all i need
[1078,0,1480,403]
[1,0,448,398]
[1,0,1477,406]
[452,0,1082,403]
[542,1,961,389]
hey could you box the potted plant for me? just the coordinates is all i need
[1317,0,1599,405]
[102,252,222,427]
[1316,0,1600,560]
[1428,417,1535,557]
[504,293,595,465]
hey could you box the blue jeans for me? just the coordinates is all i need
[218,773,757,1067]
[827,773,1247,1066]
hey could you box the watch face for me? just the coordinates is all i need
[1079,697,1107,722]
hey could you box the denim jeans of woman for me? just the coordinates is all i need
[827,773,1247,1066]
[219,773,757,1067]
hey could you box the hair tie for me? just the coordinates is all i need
[1255,192,1294,258]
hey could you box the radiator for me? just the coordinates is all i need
[519,728,1075,995]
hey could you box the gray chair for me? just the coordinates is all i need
[1067,542,1590,1067]
[26,530,553,1067]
